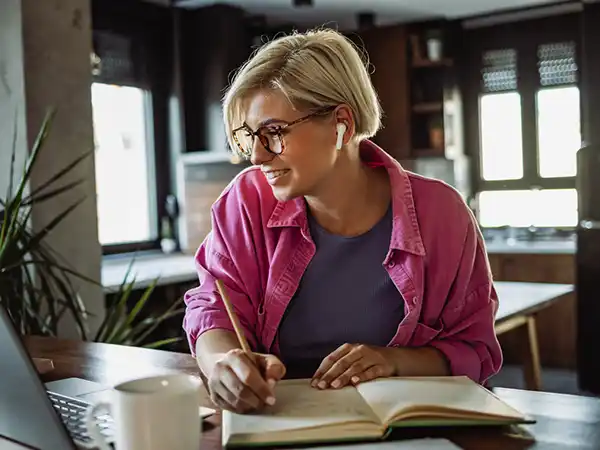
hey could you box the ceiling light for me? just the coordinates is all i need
[293,0,313,7]
[357,12,375,29]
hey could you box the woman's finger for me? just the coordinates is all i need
[219,365,262,411]
[330,358,375,389]
[315,347,363,389]
[350,365,387,385]
[312,343,355,385]
[259,353,287,383]
[228,351,275,405]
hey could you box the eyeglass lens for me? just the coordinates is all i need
[234,128,281,155]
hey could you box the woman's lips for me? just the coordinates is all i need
[263,169,290,184]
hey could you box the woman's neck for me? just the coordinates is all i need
[305,144,391,237]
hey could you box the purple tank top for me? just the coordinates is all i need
[277,204,405,378]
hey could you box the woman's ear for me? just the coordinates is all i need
[335,122,347,150]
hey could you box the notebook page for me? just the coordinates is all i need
[224,379,380,436]
[356,376,526,424]
[294,437,462,449]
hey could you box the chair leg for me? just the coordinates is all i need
[521,316,542,391]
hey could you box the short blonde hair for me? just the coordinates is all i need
[223,28,382,155]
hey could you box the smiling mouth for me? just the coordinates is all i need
[264,169,289,181]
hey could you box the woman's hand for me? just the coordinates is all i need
[207,348,286,413]
[311,344,396,389]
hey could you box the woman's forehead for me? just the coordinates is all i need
[241,90,298,128]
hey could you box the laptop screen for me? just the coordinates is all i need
[0,305,76,449]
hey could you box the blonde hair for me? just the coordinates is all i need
[222,28,382,155]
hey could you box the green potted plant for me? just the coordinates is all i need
[94,259,184,348]
[0,109,184,348]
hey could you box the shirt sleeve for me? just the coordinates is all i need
[428,211,503,384]
[182,209,259,357]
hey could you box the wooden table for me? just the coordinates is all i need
[12,336,599,450]
[494,282,574,391]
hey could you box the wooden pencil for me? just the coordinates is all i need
[215,279,252,354]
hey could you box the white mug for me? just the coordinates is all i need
[85,373,203,450]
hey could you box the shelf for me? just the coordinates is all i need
[179,151,240,165]
[411,58,453,68]
[412,102,443,113]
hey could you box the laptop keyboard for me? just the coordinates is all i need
[48,391,114,445]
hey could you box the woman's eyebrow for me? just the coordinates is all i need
[256,117,288,128]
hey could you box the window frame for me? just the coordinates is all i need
[91,0,173,255]
[463,13,582,197]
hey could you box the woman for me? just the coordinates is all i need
[183,28,502,414]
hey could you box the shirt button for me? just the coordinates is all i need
[387,260,395,268]
[412,296,418,305]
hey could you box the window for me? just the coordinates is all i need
[479,92,524,181]
[478,189,578,228]
[91,83,157,246]
[536,86,581,178]
[90,2,173,254]
[465,14,582,228]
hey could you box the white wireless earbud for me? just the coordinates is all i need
[335,123,347,150]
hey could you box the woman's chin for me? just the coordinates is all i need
[271,184,302,202]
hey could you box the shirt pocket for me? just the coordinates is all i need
[410,321,444,347]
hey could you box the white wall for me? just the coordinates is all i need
[0,0,28,201]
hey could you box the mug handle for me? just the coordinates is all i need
[84,401,112,450]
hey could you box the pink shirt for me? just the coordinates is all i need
[183,140,503,384]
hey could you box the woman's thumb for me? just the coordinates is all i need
[260,354,286,382]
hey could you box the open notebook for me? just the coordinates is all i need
[222,376,534,447]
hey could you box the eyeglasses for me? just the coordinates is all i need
[231,106,335,157]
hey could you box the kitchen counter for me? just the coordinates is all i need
[484,239,576,254]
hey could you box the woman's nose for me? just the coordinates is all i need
[250,137,274,166]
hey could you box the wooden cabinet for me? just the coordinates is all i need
[489,253,575,284]
[178,5,253,152]
[406,22,464,160]
[489,253,577,369]
[351,25,411,161]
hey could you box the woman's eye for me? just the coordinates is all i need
[267,127,288,137]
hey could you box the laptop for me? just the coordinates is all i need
[0,304,114,449]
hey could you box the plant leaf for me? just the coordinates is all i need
[9,109,55,222]
[37,269,58,335]
[95,278,135,342]
[116,256,137,298]
[18,225,84,278]
[4,258,101,286]
[26,250,89,340]
[12,197,85,264]
[128,306,186,340]
[0,196,19,261]
[7,111,18,210]
[130,301,185,347]
[94,256,137,342]
[20,263,41,325]
[50,273,89,340]
[21,179,86,207]
[110,278,158,343]
[143,337,183,349]
[0,108,53,247]
[23,149,92,203]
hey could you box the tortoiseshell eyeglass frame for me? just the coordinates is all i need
[231,106,336,157]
